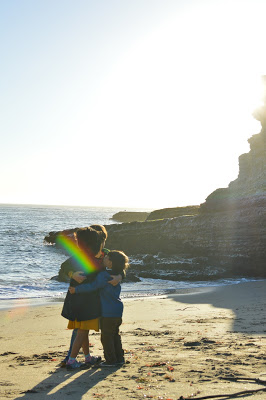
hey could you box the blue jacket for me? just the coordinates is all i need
[74,270,123,318]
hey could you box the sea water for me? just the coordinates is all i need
[0,204,260,308]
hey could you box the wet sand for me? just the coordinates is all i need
[0,280,266,399]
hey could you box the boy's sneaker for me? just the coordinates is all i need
[116,358,126,365]
[80,355,102,370]
[86,355,102,365]
[97,361,117,367]
[66,360,82,370]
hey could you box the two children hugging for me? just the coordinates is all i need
[69,250,129,367]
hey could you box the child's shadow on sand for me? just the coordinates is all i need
[168,280,266,335]
[15,364,122,399]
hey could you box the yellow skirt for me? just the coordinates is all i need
[67,318,100,331]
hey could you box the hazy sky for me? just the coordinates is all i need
[1,0,265,209]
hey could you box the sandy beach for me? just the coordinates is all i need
[1,280,266,400]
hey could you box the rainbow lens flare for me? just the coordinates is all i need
[4,299,30,321]
[56,234,100,274]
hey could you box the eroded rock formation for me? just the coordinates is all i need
[104,78,266,280]
[47,77,266,282]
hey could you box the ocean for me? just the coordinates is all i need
[0,204,261,309]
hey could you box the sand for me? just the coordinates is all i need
[0,280,266,400]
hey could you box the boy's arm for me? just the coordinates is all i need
[71,273,109,294]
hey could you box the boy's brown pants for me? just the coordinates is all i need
[100,317,124,364]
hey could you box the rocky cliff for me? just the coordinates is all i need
[103,79,266,280]
[46,78,266,282]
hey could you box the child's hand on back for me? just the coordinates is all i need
[69,286,76,294]
[108,274,122,286]
[72,271,86,283]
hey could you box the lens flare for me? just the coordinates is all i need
[4,299,30,321]
[56,234,100,274]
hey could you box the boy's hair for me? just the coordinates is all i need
[75,227,102,255]
[108,250,129,276]
[90,224,108,241]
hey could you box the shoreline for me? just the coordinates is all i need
[1,278,265,311]
[1,280,266,399]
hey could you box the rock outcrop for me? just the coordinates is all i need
[110,206,200,223]
[44,228,77,244]
[47,77,266,282]
[147,206,199,221]
[111,211,150,223]
[104,78,266,280]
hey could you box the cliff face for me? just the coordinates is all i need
[105,80,266,280]
[200,133,265,213]
[105,199,265,279]
[48,78,266,282]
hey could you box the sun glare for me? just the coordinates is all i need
[87,7,262,144]
[39,1,265,209]
[2,1,265,209]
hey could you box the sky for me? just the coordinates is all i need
[1,0,265,210]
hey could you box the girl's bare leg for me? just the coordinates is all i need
[70,329,88,358]
[81,331,90,355]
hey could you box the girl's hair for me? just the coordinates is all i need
[90,224,108,241]
[108,250,129,276]
[75,227,102,255]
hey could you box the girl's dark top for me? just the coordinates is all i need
[61,254,104,322]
